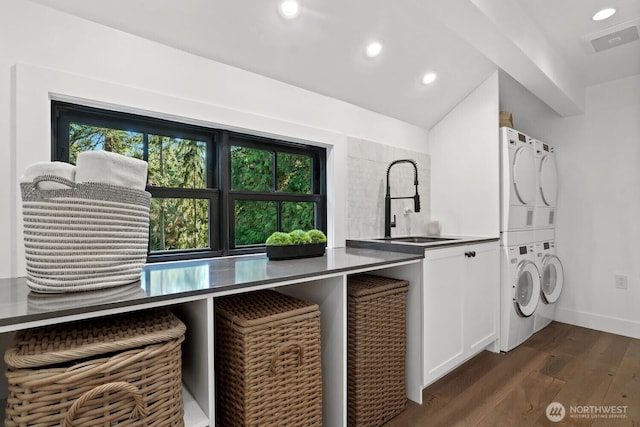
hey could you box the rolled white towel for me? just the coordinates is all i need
[75,151,148,191]
[20,161,76,190]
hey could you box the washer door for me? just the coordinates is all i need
[539,154,557,206]
[513,260,541,317]
[512,147,536,205]
[540,254,564,304]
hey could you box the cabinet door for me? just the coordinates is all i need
[464,242,500,354]
[422,245,465,386]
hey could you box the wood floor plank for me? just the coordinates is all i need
[382,395,447,427]
[383,351,506,427]
[381,323,640,427]
[416,345,548,426]
[423,350,506,403]
[583,331,631,374]
[532,366,612,427]
[524,321,574,353]
[591,339,640,427]
[475,370,565,427]
[537,351,580,382]
[539,367,622,427]
[532,332,630,427]
[545,325,603,359]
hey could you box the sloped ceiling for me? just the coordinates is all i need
[28,0,640,129]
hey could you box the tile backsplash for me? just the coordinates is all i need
[347,137,430,239]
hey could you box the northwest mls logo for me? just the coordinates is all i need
[546,402,629,422]
[546,402,566,422]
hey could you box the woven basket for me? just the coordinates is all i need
[499,111,514,128]
[27,281,146,313]
[20,175,151,293]
[215,290,323,427]
[4,308,185,427]
[347,274,409,427]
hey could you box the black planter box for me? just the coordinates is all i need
[266,243,326,260]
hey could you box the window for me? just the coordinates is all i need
[227,134,325,255]
[52,102,326,261]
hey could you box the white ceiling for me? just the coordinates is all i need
[516,0,640,87]
[29,0,640,129]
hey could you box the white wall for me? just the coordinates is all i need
[550,75,640,339]
[0,0,429,278]
[498,70,562,142]
[428,71,500,237]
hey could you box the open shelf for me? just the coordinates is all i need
[0,251,424,427]
[183,384,209,427]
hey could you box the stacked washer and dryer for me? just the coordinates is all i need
[499,127,564,352]
[532,137,564,333]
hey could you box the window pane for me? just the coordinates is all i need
[235,200,277,246]
[150,198,210,251]
[277,153,311,193]
[281,201,315,231]
[231,146,273,192]
[148,134,207,188]
[69,122,143,164]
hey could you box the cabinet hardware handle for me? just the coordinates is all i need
[465,252,471,258]
[471,251,476,257]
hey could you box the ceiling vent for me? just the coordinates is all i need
[582,19,640,53]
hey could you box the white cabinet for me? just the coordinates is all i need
[464,243,500,354]
[422,241,499,387]
[422,245,465,386]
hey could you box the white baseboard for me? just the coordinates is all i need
[554,306,640,339]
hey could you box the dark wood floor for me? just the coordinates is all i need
[383,322,640,427]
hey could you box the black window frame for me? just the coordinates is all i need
[224,132,327,256]
[51,101,327,262]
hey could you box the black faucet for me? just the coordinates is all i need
[385,159,421,238]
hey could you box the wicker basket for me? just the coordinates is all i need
[215,290,322,427]
[4,308,186,427]
[499,111,514,128]
[347,274,409,427]
[20,175,151,293]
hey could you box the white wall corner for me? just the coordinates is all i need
[7,65,19,277]
[428,71,500,237]
[326,136,348,247]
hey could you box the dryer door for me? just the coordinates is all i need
[539,154,557,206]
[540,254,564,304]
[512,147,536,204]
[513,260,541,317]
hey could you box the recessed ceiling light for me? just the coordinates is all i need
[279,0,299,19]
[365,41,383,58]
[592,8,616,21]
[421,72,437,85]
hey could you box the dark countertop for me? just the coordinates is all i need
[346,235,500,253]
[0,247,423,330]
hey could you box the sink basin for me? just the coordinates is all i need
[375,236,457,243]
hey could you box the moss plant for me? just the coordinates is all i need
[306,229,327,244]
[265,232,292,246]
[288,229,312,245]
[266,229,326,246]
